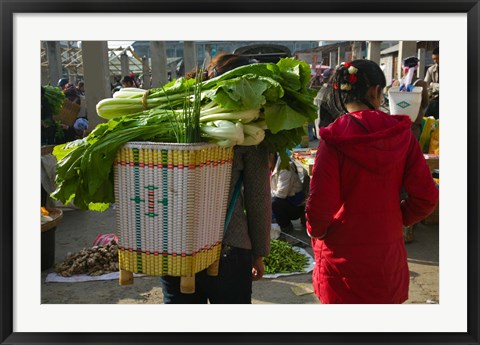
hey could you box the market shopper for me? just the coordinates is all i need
[120,75,135,88]
[159,53,271,304]
[393,56,430,243]
[55,78,84,142]
[269,152,306,234]
[57,77,69,90]
[41,86,56,145]
[393,56,429,140]
[313,67,342,136]
[305,59,439,304]
[58,78,81,104]
[77,81,85,96]
[424,47,439,119]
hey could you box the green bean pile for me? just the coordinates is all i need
[264,240,310,274]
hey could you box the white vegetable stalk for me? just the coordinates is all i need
[96,98,147,119]
[199,109,260,124]
[242,135,264,146]
[201,120,244,146]
[251,119,268,129]
[96,92,185,120]
[112,87,145,98]
[239,123,265,146]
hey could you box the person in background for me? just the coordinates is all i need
[41,86,56,145]
[305,59,439,304]
[72,117,89,139]
[73,80,88,120]
[393,56,429,140]
[56,78,83,142]
[269,152,306,234]
[159,53,271,304]
[57,77,69,91]
[120,75,135,88]
[321,68,334,86]
[111,85,122,96]
[76,81,85,96]
[58,78,81,103]
[424,46,439,119]
[392,56,431,243]
[313,67,342,137]
[111,77,122,92]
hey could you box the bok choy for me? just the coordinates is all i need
[51,58,318,211]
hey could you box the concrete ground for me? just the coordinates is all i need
[41,205,439,304]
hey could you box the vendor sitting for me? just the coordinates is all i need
[269,152,306,234]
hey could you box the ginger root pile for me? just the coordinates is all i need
[55,240,119,277]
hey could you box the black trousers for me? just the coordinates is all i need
[425,98,439,119]
[272,196,304,227]
[159,246,253,304]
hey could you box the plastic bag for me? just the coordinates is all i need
[93,233,118,247]
[271,223,281,240]
[428,121,439,155]
[419,117,436,153]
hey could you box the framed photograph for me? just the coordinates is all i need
[1,1,478,344]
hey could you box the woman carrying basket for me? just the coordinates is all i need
[159,53,271,304]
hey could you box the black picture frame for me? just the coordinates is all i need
[1,1,479,344]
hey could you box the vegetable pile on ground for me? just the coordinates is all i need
[51,58,318,211]
[55,241,119,277]
[263,239,310,274]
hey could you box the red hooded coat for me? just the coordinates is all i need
[305,110,439,304]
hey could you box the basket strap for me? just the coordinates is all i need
[224,171,243,233]
[347,113,370,133]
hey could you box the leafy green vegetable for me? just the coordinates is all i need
[51,110,178,210]
[264,239,310,274]
[42,85,65,116]
[99,58,316,169]
[51,58,318,211]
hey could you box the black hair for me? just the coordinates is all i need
[57,78,69,87]
[432,47,439,55]
[121,75,134,84]
[403,56,419,68]
[207,53,254,79]
[326,59,386,115]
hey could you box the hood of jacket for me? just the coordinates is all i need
[319,110,413,174]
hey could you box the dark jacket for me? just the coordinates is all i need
[223,144,271,258]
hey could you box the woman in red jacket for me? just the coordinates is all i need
[305,59,439,304]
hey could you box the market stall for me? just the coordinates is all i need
[291,147,316,177]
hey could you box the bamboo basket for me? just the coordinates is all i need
[41,208,63,270]
[53,99,80,125]
[113,142,234,292]
[41,208,63,232]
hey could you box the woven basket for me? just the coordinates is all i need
[114,142,234,280]
[53,99,80,125]
[41,208,63,232]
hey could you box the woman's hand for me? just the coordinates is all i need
[251,257,264,281]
